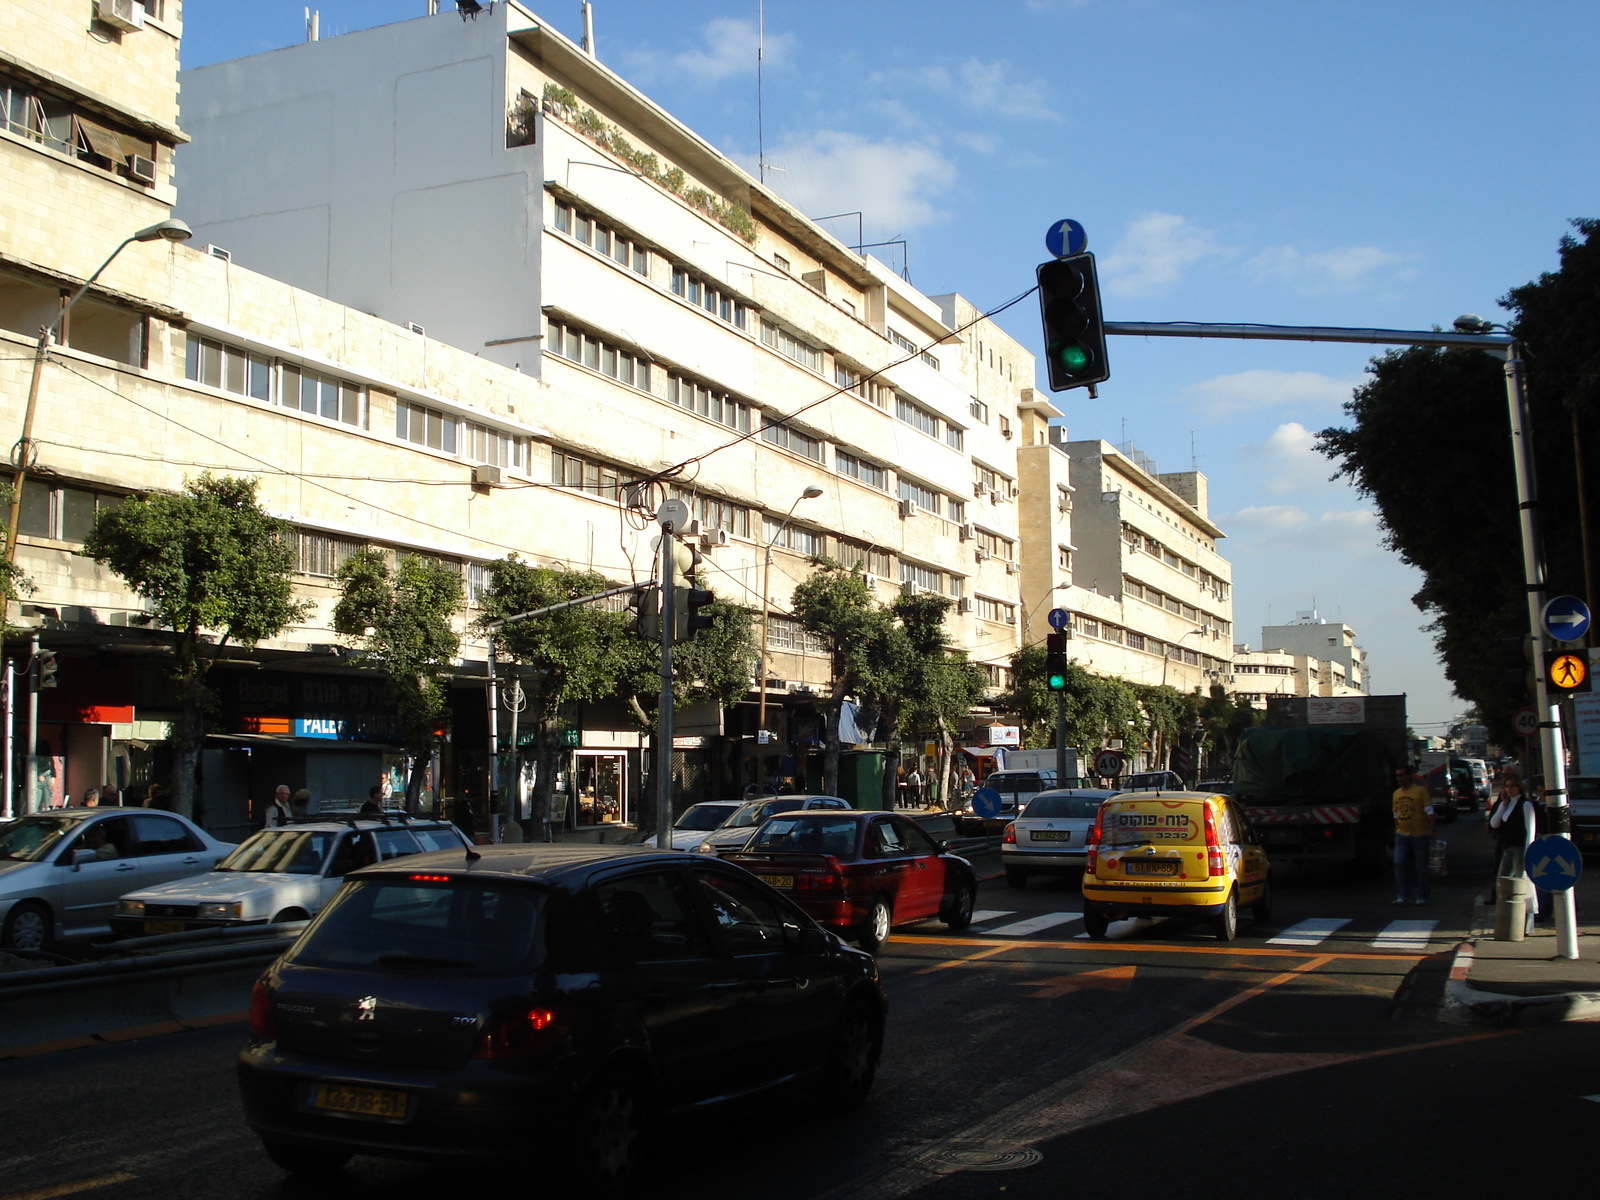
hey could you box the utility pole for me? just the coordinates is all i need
[486,639,500,841]
[25,633,38,815]
[2,659,12,821]
[655,499,691,848]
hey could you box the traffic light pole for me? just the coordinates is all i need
[25,632,37,816]
[1055,691,1067,782]
[656,513,678,850]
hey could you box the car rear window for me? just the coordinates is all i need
[290,880,545,976]
[1023,795,1102,819]
[1101,803,1201,846]
[412,826,468,853]
[989,774,1042,792]
[750,817,859,856]
[216,829,333,874]
[676,804,737,832]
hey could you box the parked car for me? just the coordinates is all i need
[1423,764,1473,821]
[1081,790,1271,941]
[693,795,851,855]
[1195,778,1234,795]
[112,817,468,937]
[641,801,742,850]
[954,769,1059,835]
[0,807,232,950]
[1001,789,1118,887]
[1121,770,1185,792]
[239,844,886,1190]
[1567,776,1600,853]
[722,809,977,952]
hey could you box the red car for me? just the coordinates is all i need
[722,810,977,952]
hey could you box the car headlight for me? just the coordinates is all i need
[199,901,244,920]
[117,899,145,917]
[697,840,715,854]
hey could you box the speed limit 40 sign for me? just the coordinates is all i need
[1512,707,1538,738]
[1094,749,1125,777]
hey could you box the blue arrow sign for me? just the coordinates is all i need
[970,787,1003,819]
[1525,834,1583,892]
[1047,607,1070,631]
[1045,219,1088,260]
[1541,595,1591,643]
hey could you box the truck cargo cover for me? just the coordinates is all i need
[1233,726,1396,806]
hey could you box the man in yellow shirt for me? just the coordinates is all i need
[1391,766,1435,905]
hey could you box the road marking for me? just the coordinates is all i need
[897,933,1426,961]
[1583,1094,1600,1104]
[1266,918,1353,947]
[1022,965,1137,997]
[1373,919,1438,951]
[1,1174,137,1200]
[986,911,1082,937]
[911,943,1014,975]
[1074,916,1145,940]
[969,910,1017,924]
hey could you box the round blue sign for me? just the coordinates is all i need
[1045,219,1088,260]
[1525,835,1583,892]
[970,787,1003,819]
[1047,607,1070,631]
[1541,595,1591,643]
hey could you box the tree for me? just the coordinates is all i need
[332,548,463,810]
[1315,219,1598,745]
[894,591,988,805]
[84,475,307,819]
[617,594,759,730]
[1000,647,1149,768]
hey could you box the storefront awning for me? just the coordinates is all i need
[959,746,1006,759]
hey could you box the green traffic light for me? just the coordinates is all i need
[1047,673,1066,691]
[1054,342,1089,373]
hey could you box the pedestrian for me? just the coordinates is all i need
[1489,776,1547,922]
[906,767,924,809]
[264,785,292,828]
[1390,765,1435,906]
[957,764,975,799]
[80,787,101,807]
[145,784,173,811]
[101,785,120,808]
[359,785,384,815]
[290,788,313,821]
[450,795,476,841]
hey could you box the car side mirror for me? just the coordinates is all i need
[67,849,96,867]
[937,839,952,853]
[797,925,828,955]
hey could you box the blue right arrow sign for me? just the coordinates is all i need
[1541,595,1591,643]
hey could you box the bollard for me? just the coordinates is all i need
[1494,873,1534,942]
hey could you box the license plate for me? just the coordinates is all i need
[758,874,795,889]
[1124,860,1179,876]
[1030,831,1071,842]
[144,921,184,934]
[309,1083,410,1121]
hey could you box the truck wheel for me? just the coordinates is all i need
[1004,867,1028,889]
[1081,907,1108,939]
[1212,890,1238,941]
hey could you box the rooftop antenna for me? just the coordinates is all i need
[1190,430,1197,470]
[581,2,595,57]
[427,1,438,14]
[757,0,766,184]
[304,7,319,41]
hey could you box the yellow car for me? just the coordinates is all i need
[1081,791,1270,941]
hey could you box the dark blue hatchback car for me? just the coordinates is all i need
[238,844,885,1193]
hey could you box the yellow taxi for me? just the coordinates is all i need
[1080,791,1270,941]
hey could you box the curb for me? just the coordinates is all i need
[1439,939,1600,1026]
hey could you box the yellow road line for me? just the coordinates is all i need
[911,943,1014,975]
[1,1174,136,1200]
[892,934,1425,962]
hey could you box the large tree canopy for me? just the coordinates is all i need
[1316,219,1598,745]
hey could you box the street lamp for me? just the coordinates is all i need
[755,485,823,782]
[4,219,192,584]
[1160,627,1206,689]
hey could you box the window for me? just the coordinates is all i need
[836,538,891,579]
[396,399,456,453]
[467,563,490,606]
[898,478,939,513]
[545,318,651,390]
[974,596,1015,624]
[761,420,825,463]
[760,321,822,372]
[773,254,791,273]
[17,479,120,543]
[921,350,940,370]
[667,374,751,432]
[895,395,939,439]
[282,363,363,427]
[552,200,651,277]
[551,449,627,499]
[998,415,1012,439]
[890,328,917,355]
[670,488,750,538]
[1079,618,1102,639]
[597,872,710,962]
[297,532,363,578]
[462,420,526,470]
[184,333,270,402]
[974,464,1005,495]
[835,450,886,491]
[763,516,822,557]
[946,498,965,523]
[834,363,872,401]
[976,529,1014,559]
[948,575,964,598]
[694,871,789,956]
[969,398,988,423]
[1058,545,1072,570]
[670,267,747,329]
[1,72,156,180]
[944,424,964,451]
[765,615,828,655]
[1126,632,1146,652]
[899,561,943,594]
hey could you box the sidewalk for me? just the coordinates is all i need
[1442,820,1600,1025]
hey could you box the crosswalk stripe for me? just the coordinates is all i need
[1075,917,1142,940]
[969,910,1018,925]
[1372,919,1437,951]
[987,911,1082,937]
[1266,918,1352,947]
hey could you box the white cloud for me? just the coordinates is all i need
[742,132,957,231]
[1314,508,1383,551]
[1245,243,1417,293]
[917,60,1063,122]
[1227,504,1309,532]
[627,18,791,84]
[1237,421,1343,496]
[1100,213,1228,298]
[1182,369,1358,421]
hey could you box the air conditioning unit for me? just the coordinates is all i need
[1006,610,1018,625]
[898,498,917,519]
[975,549,990,563]
[123,154,156,184]
[862,575,877,591]
[957,597,973,614]
[1009,484,1021,499]
[472,464,503,488]
[958,522,975,542]
[901,580,919,597]
[700,528,731,549]
[1057,496,1072,513]
[407,322,426,336]
[96,0,145,31]
[1005,560,1019,576]
[203,244,231,263]
[681,519,702,539]
[974,481,988,497]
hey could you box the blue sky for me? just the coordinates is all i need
[181,1,1600,733]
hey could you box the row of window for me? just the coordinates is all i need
[975,529,1015,559]
[899,561,963,599]
[889,328,940,372]
[1122,576,1231,640]
[973,463,1013,498]
[667,374,751,433]
[1122,523,1229,598]
[670,487,752,539]
[552,201,651,277]
[760,320,823,373]
[2,72,156,183]
[760,420,825,463]
[545,318,653,391]
[551,448,627,498]
[835,538,892,580]
[766,615,829,656]
[16,479,118,544]
[973,596,1017,624]
[672,267,749,330]
[898,478,964,523]
[1234,664,1296,676]
[836,450,886,491]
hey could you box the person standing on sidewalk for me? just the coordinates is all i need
[1489,776,1547,924]
[1391,765,1435,906]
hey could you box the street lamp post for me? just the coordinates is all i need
[1160,627,1206,689]
[4,219,192,589]
[756,486,822,785]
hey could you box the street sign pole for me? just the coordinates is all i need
[656,500,689,850]
[1056,690,1067,782]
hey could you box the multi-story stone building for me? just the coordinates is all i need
[1259,610,1369,695]
[0,2,1031,830]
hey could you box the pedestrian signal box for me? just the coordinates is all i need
[1546,652,1588,692]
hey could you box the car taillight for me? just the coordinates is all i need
[471,1006,565,1060]
[1002,822,1016,844]
[1204,806,1224,877]
[249,981,276,1039]
[1085,819,1102,873]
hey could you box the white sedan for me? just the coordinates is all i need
[1001,789,1117,888]
[641,801,743,850]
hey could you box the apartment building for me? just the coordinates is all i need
[1231,643,1361,707]
[1260,610,1369,695]
[0,2,1029,828]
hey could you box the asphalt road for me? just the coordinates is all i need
[4,819,1596,1200]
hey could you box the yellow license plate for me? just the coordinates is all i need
[310,1083,410,1120]
[1030,831,1070,842]
[758,874,795,889]
[1124,860,1179,876]
[144,921,184,934]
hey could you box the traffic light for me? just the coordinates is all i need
[1045,632,1068,692]
[36,649,57,689]
[676,587,716,641]
[1036,253,1109,393]
[1498,635,1534,694]
[1546,650,1589,692]
[629,587,659,640]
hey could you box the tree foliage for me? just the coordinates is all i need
[1316,219,1599,745]
[84,474,307,818]
[332,548,463,808]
